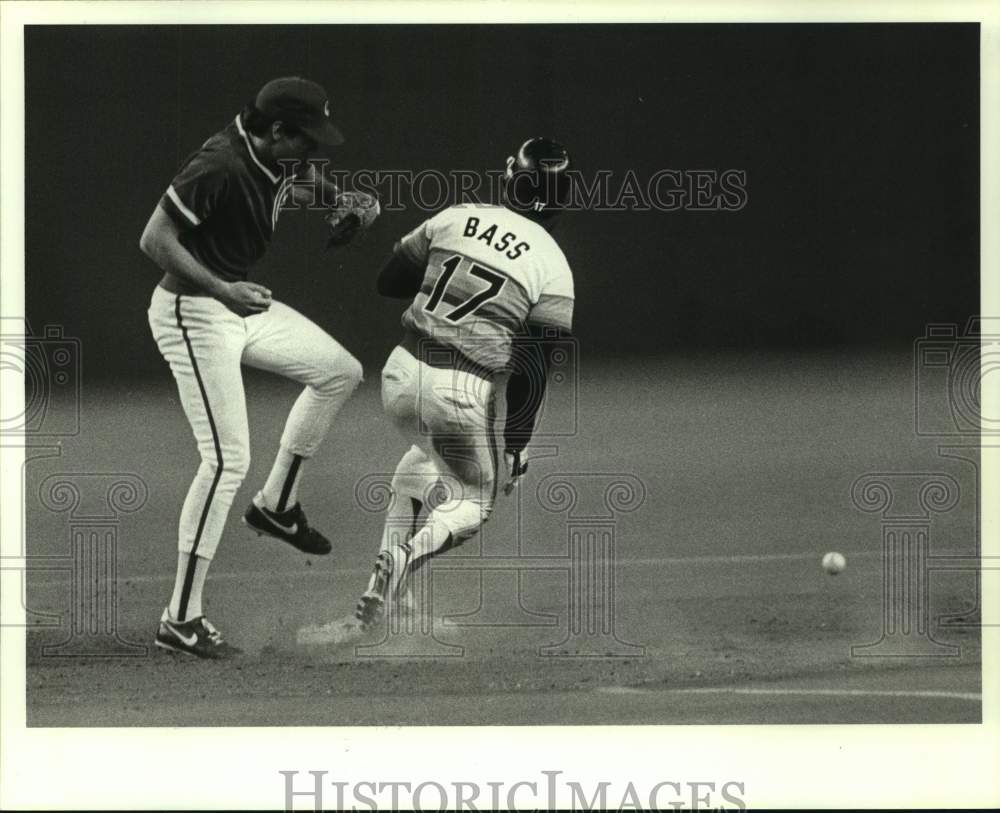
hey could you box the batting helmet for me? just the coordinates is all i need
[503,137,572,219]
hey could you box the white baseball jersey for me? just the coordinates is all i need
[397,204,575,373]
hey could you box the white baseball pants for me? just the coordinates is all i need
[147,285,362,560]
[380,345,498,538]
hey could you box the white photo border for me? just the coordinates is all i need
[1,1,997,809]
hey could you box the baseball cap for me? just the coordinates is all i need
[255,77,345,147]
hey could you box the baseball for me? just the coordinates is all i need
[822,551,846,574]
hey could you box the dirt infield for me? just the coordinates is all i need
[23,354,982,725]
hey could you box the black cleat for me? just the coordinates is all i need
[243,492,332,555]
[154,609,241,659]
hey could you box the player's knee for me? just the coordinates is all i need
[381,361,418,425]
[344,356,364,391]
[390,446,438,498]
[339,352,364,387]
[200,442,250,485]
[391,472,430,502]
[434,497,491,537]
[316,353,363,397]
[441,455,495,498]
[383,393,416,428]
[227,447,251,482]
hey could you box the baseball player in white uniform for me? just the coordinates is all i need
[141,77,378,658]
[299,137,575,645]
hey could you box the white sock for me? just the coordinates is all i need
[386,513,454,599]
[168,552,211,622]
[261,447,304,512]
[378,495,422,554]
[369,496,422,605]
[408,514,457,561]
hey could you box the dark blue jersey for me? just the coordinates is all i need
[159,114,295,282]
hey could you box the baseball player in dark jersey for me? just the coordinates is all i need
[141,77,377,658]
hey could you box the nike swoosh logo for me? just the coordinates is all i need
[258,508,298,535]
[166,623,198,647]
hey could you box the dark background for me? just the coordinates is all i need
[24,23,983,727]
[25,24,979,378]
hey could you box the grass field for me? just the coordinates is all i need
[22,350,981,725]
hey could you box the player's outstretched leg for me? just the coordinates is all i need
[356,493,424,623]
[296,446,435,647]
[353,354,498,629]
[148,291,249,659]
[296,504,467,648]
[241,301,363,555]
[359,495,488,629]
[365,445,442,615]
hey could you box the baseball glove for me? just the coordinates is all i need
[325,191,380,248]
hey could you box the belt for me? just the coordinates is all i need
[158,273,214,296]
[399,329,496,381]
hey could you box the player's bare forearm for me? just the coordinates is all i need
[139,206,270,315]
[140,206,227,296]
